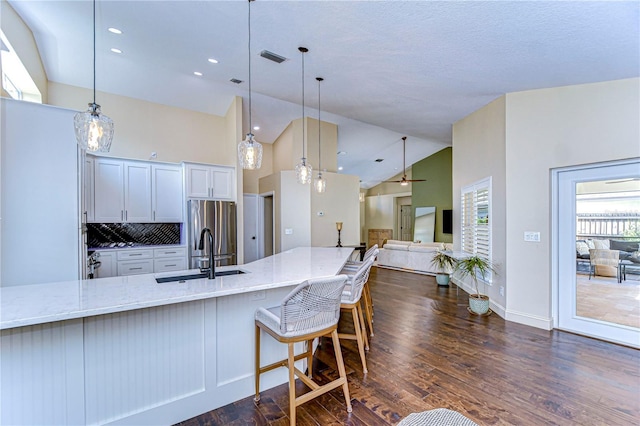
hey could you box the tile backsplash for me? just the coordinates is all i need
[88,223,181,248]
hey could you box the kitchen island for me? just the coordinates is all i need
[1,247,353,425]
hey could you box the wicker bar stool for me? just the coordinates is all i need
[339,257,375,374]
[341,246,378,337]
[254,275,352,425]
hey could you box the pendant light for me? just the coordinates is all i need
[73,0,114,152]
[238,0,263,170]
[295,47,312,184]
[314,77,326,193]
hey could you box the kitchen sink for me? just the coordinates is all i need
[155,269,246,283]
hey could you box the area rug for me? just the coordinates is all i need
[398,408,479,426]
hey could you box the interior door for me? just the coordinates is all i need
[554,159,640,348]
[243,195,259,263]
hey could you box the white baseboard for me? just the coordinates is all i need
[505,309,553,330]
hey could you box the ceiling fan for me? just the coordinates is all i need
[383,136,426,186]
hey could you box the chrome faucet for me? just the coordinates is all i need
[198,227,215,279]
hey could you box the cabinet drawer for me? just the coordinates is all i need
[118,260,153,276]
[154,257,187,273]
[153,247,187,258]
[117,249,153,260]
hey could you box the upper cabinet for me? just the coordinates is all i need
[91,157,183,223]
[152,164,183,222]
[84,156,95,222]
[94,158,126,222]
[184,163,235,201]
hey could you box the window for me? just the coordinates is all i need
[461,177,492,282]
[0,30,42,103]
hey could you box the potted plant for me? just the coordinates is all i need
[431,251,457,286]
[455,255,496,315]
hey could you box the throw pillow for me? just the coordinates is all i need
[576,241,590,256]
[592,239,610,250]
[630,251,640,264]
[585,239,595,250]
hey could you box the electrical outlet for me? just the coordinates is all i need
[524,231,540,242]
[250,290,266,301]
[285,228,293,235]
[499,286,504,296]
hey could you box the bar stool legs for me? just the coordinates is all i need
[338,303,369,373]
[362,282,374,337]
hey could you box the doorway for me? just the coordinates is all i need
[553,159,640,348]
[260,193,274,258]
[396,196,413,241]
[243,194,259,263]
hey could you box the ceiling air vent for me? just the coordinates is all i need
[260,50,287,63]
[375,159,384,162]
[230,78,243,84]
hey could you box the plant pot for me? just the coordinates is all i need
[468,294,490,315]
[435,273,450,286]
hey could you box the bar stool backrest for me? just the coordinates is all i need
[363,245,379,262]
[343,257,375,304]
[280,275,348,336]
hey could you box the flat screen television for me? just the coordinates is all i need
[443,209,453,234]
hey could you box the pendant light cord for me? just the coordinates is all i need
[248,0,252,133]
[318,78,322,170]
[301,49,305,159]
[92,0,96,105]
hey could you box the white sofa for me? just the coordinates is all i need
[376,240,453,275]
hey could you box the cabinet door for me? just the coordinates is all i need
[94,159,125,222]
[118,259,153,276]
[124,162,152,222]
[94,251,117,278]
[185,164,211,198]
[211,166,234,200]
[84,156,95,222]
[152,165,183,222]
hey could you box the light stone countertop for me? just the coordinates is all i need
[1,247,354,330]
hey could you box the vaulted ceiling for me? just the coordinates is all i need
[8,0,639,188]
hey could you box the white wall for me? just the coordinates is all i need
[310,172,360,247]
[452,96,507,316]
[280,171,311,251]
[452,78,640,329]
[1,99,79,286]
[504,78,640,329]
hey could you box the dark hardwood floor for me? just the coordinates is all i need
[177,267,640,425]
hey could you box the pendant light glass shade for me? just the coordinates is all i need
[295,47,312,184]
[314,77,325,193]
[74,103,114,152]
[314,171,326,193]
[74,0,114,152]
[296,158,313,184]
[238,132,262,170]
[238,0,263,170]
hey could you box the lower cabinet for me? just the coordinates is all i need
[91,247,187,278]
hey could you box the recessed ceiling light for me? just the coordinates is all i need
[337,151,347,155]
[194,71,203,76]
[375,158,384,162]
[208,58,219,64]
[338,166,344,171]
[110,48,122,54]
[108,28,122,34]
[253,126,260,130]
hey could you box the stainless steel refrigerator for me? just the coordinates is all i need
[187,200,237,269]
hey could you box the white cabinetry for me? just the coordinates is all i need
[94,158,125,222]
[84,156,95,222]
[152,165,183,222]
[93,158,183,223]
[93,250,117,278]
[185,163,235,201]
[124,163,152,222]
[90,247,187,278]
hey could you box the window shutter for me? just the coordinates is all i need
[460,178,492,282]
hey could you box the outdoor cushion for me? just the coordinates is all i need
[576,240,590,256]
[610,240,640,253]
[592,238,610,250]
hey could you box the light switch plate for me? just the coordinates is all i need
[524,231,540,242]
